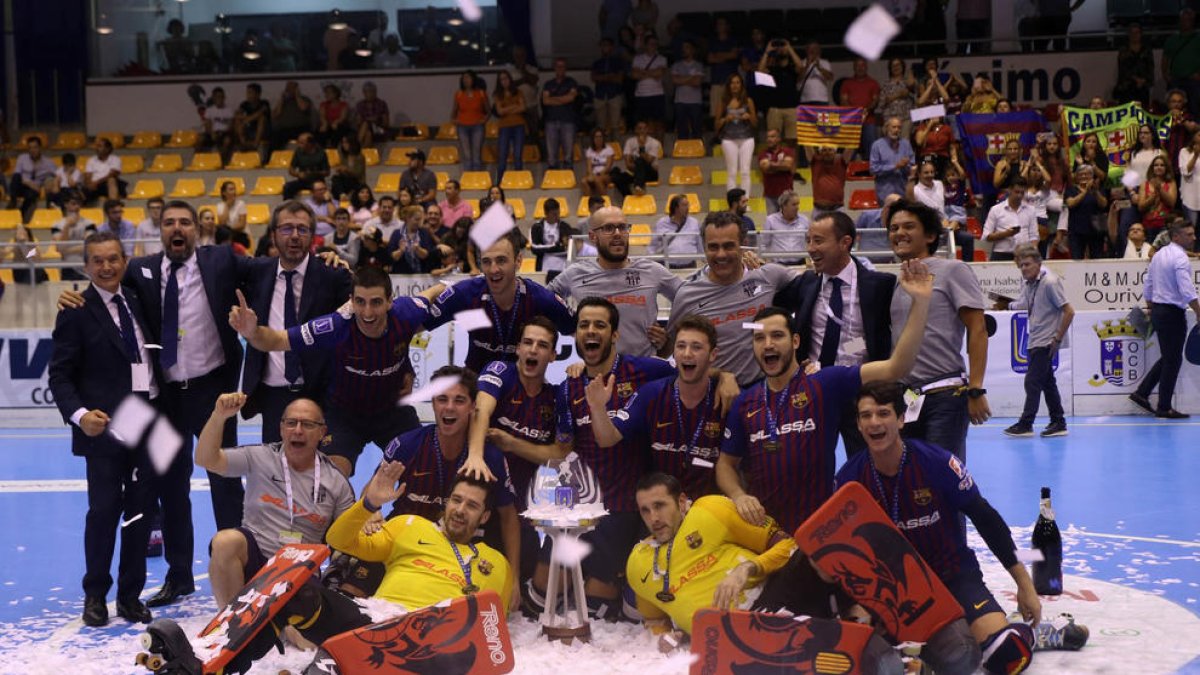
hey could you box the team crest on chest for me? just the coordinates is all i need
[477,559,494,576]
[625,270,641,286]
[704,421,722,438]
[791,392,809,409]
[740,281,761,298]
[616,382,635,399]
[912,488,932,507]
[685,531,703,549]
[539,405,555,421]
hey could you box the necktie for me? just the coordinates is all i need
[282,270,301,384]
[112,294,140,364]
[819,277,844,368]
[161,261,183,370]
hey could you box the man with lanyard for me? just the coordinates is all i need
[548,205,683,357]
[228,265,434,477]
[717,260,932,535]
[837,382,1089,675]
[667,211,799,387]
[887,199,991,462]
[425,229,576,373]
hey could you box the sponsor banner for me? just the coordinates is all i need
[965,259,1200,311]
[0,330,56,409]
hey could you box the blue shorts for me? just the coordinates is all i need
[322,405,419,476]
[207,527,268,581]
[539,511,643,585]
[944,565,1004,625]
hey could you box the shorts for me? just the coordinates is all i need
[634,95,666,123]
[322,404,420,476]
[539,511,642,586]
[944,565,1004,624]
[206,527,268,581]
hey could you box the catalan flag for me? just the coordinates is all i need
[796,105,864,149]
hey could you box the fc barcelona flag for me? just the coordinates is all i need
[955,110,1047,198]
[796,105,864,149]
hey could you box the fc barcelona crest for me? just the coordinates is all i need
[704,421,722,438]
[539,405,555,421]
[616,382,635,399]
[986,132,1021,167]
[686,531,703,549]
[815,111,842,136]
[791,392,809,409]
[912,488,932,506]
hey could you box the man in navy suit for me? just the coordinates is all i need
[48,231,157,627]
[773,211,896,456]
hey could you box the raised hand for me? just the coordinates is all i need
[458,454,498,482]
[213,392,247,419]
[585,373,614,412]
[898,258,933,300]
[228,289,259,338]
[364,461,408,509]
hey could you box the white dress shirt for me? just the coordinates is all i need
[161,253,225,382]
[1145,241,1199,308]
[982,200,1039,254]
[71,286,158,426]
[263,256,308,387]
[807,261,866,366]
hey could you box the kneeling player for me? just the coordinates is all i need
[836,382,1088,674]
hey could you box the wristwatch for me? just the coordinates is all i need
[966,388,987,399]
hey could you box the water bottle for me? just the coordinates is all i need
[1031,487,1063,595]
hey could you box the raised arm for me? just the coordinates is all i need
[229,288,291,352]
[861,259,933,383]
[196,392,245,474]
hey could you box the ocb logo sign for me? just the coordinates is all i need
[1009,313,1059,374]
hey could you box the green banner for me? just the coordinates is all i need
[1059,103,1172,184]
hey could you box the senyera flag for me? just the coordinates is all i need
[796,105,864,149]
[955,110,1047,198]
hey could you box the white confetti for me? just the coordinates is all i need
[742,322,764,331]
[470,201,516,254]
[1121,170,1141,189]
[843,4,901,61]
[1015,549,1046,564]
[549,534,593,567]
[147,416,183,476]
[399,375,462,406]
[753,71,776,88]
[24,247,37,259]
[453,308,492,332]
[910,104,946,122]
[109,394,156,448]
[457,0,482,22]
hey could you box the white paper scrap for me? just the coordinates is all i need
[550,534,594,567]
[1121,170,1141,190]
[399,375,462,406]
[910,104,946,122]
[109,395,156,449]
[457,0,482,22]
[1015,549,1046,564]
[470,201,516,253]
[454,308,492,332]
[24,247,37,259]
[753,71,776,88]
[147,416,184,476]
[844,4,901,61]
[742,322,764,331]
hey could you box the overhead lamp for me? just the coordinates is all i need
[214,14,232,34]
[442,34,452,43]
[329,9,348,30]
[95,13,113,34]
[242,36,261,60]
[448,18,464,27]
[458,38,469,46]
[354,36,372,57]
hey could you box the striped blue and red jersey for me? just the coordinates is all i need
[477,360,557,508]
[381,425,515,522]
[556,355,676,512]
[425,276,576,373]
[287,297,429,414]
[720,365,861,533]
[611,376,724,498]
[836,438,983,580]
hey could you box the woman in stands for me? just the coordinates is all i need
[962,76,999,114]
[582,128,615,198]
[1178,129,1200,226]
[995,99,1013,113]
[1134,155,1177,240]
[214,180,247,233]
[1122,221,1152,259]
[493,70,526,183]
[452,70,489,172]
[1035,133,1071,195]
[331,135,366,201]
[487,185,516,219]
[992,139,1024,196]
[397,187,417,210]
[197,207,218,247]
[1130,124,1164,185]
[876,57,916,140]
[318,84,351,147]
[350,186,378,228]
[1073,133,1110,185]
[715,72,757,194]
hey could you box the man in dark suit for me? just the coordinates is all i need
[773,211,896,456]
[48,231,157,627]
[240,201,353,440]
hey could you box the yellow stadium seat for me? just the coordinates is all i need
[467,199,481,219]
[608,141,624,160]
[435,123,458,140]
[52,132,87,151]
[250,176,285,196]
[628,223,652,245]
[20,132,48,148]
[128,131,162,149]
[396,123,430,140]
[187,152,221,171]
[519,257,537,274]
[459,171,492,191]
[147,154,184,173]
[384,146,418,166]
[485,120,500,139]
[523,145,542,163]
[209,176,246,197]
[325,148,342,168]
[125,207,145,222]
[362,147,380,166]
[540,170,576,190]
[508,198,527,220]
[710,170,762,185]
[436,172,450,190]
[798,196,814,212]
[427,146,460,166]
[80,208,103,223]
[95,131,125,149]
[672,139,705,158]
[169,178,206,198]
[265,150,293,169]
[533,196,570,219]
[0,210,23,227]
[576,195,610,217]
[622,195,657,216]
[665,193,702,214]
[130,179,165,200]
[165,129,198,148]
[708,198,727,212]
[246,203,271,225]
[227,152,261,170]
[748,197,767,213]
[121,155,144,175]
[668,165,703,186]
[500,170,534,191]
[29,209,60,229]
[374,173,401,194]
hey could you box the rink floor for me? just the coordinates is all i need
[0,416,1197,674]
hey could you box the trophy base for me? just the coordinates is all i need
[540,622,592,644]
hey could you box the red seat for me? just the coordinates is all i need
[848,160,871,181]
[849,189,879,210]
[966,216,983,239]
[1042,103,1061,123]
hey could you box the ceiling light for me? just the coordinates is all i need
[329,9,348,30]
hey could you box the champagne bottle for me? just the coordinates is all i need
[1031,487,1063,595]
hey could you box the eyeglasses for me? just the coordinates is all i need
[593,222,630,235]
[281,417,325,431]
[278,226,312,237]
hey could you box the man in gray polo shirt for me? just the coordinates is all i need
[667,211,798,386]
[548,205,683,357]
[195,392,355,608]
[1001,244,1074,438]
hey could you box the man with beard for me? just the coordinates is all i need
[717,259,932,535]
[229,265,430,477]
[425,229,575,373]
[548,206,683,357]
[667,211,799,387]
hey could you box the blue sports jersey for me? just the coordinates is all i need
[425,277,575,373]
[288,297,429,414]
[836,438,983,580]
[477,360,557,508]
[556,355,677,512]
[720,365,861,533]
[611,376,723,498]
[382,425,516,521]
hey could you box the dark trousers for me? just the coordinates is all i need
[1019,346,1065,425]
[990,251,1014,262]
[901,388,969,463]
[1068,230,1103,260]
[256,385,304,444]
[956,19,990,54]
[954,229,975,263]
[610,158,658,196]
[282,178,316,201]
[674,103,703,140]
[232,581,372,672]
[83,450,154,601]
[1137,304,1187,411]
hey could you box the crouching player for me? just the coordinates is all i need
[837,381,1088,674]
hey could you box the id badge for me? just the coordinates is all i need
[131,362,151,393]
[279,530,303,546]
[842,337,866,355]
[903,390,925,423]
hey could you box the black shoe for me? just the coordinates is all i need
[1129,393,1154,414]
[145,581,195,608]
[1041,421,1069,437]
[1156,409,1190,419]
[82,596,108,627]
[116,597,152,623]
[1003,422,1034,437]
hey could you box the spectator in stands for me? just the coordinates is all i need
[671,40,704,140]
[856,193,902,232]
[331,136,366,202]
[438,179,472,229]
[356,223,391,271]
[355,81,390,149]
[798,41,833,107]
[158,18,194,74]
[426,202,449,243]
[993,139,1025,197]
[611,120,661,196]
[98,200,136,256]
[7,224,47,284]
[631,33,668,136]
[283,132,329,200]
[197,207,218,246]
[707,17,740,122]
[1114,24,1154,109]
[1073,134,1110,186]
[83,138,125,205]
[272,81,315,151]
[716,73,757,195]
[962,76,999,114]
[870,116,915,203]
[982,175,1039,261]
[1164,10,1200,117]
[53,153,83,208]
[10,137,55,217]
[444,216,476,275]
[387,205,436,274]
[1180,130,1200,226]
[761,189,808,265]
[203,87,235,162]
[400,150,437,206]
[375,34,410,69]
[727,188,756,242]
[1031,0,1084,52]
[944,159,976,262]
[486,185,517,220]
[1131,124,1164,187]
[759,129,795,215]
[329,208,360,267]
[840,57,881,159]
[51,195,96,281]
[630,0,659,32]
[317,84,351,148]
[809,145,853,220]
[758,39,803,149]
[592,38,626,139]
[583,128,616,198]
[599,0,633,40]
[739,27,769,81]
[914,113,954,179]
[652,194,702,268]
[303,179,337,238]
[397,186,416,210]
[1135,155,1177,239]
[530,198,573,278]
[956,0,991,54]
[506,45,541,136]
[135,198,163,256]
[214,180,247,234]
[1122,221,1151,259]
[350,186,377,228]
[876,58,916,140]
[1034,132,1070,195]
[1064,165,1108,259]
[234,83,270,156]
[1164,90,1198,171]
[542,58,579,171]
[492,71,526,183]
[452,70,489,172]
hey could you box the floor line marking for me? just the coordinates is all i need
[0,479,212,493]
[1069,529,1200,547]
[44,574,211,650]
